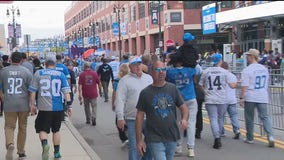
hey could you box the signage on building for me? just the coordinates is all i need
[202,3,216,35]
[151,8,158,25]
[170,12,181,23]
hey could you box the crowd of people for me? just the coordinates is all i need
[0,31,279,160]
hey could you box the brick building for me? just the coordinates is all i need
[64,1,233,57]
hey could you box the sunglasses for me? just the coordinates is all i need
[154,67,167,72]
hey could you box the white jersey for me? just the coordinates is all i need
[199,67,234,104]
[241,63,269,103]
[108,61,120,79]
[225,72,237,104]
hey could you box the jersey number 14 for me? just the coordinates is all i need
[208,76,222,90]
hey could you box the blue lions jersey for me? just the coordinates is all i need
[166,67,196,101]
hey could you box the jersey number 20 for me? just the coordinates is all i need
[40,79,61,97]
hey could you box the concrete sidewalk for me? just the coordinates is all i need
[0,115,101,160]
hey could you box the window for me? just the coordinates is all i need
[101,20,105,32]
[184,1,214,9]
[138,1,145,19]
[106,16,111,31]
[221,1,232,8]
[131,5,136,22]
[123,7,128,23]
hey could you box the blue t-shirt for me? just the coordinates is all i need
[56,63,71,79]
[166,67,196,101]
[112,78,120,92]
[91,62,96,71]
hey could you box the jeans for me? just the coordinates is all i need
[83,98,97,122]
[126,119,151,160]
[115,117,128,143]
[221,104,240,135]
[4,111,29,154]
[101,81,110,101]
[205,104,227,138]
[244,102,274,141]
[177,99,197,148]
[148,142,176,160]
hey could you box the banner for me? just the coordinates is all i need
[121,22,127,35]
[112,22,119,36]
[151,8,158,24]
[202,3,216,35]
[95,36,101,47]
[16,24,22,38]
[89,37,93,45]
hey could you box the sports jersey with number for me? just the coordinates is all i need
[56,63,71,79]
[0,65,33,112]
[241,63,269,103]
[29,68,71,111]
[166,67,196,101]
[226,72,237,104]
[199,67,234,104]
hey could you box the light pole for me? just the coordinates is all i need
[113,3,125,62]
[89,21,99,48]
[6,5,20,51]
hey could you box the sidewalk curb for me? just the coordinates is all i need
[64,120,102,160]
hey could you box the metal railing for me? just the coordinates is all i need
[201,61,284,135]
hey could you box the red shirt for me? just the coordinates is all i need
[78,69,100,99]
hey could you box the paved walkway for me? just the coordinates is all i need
[0,115,100,160]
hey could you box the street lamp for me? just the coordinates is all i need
[6,5,20,51]
[89,21,99,48]
[113,3,125,62]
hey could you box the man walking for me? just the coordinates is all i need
[29,58,72,160]
[78,62,101,126]
[97,58,114,102]
[240,48,275,147]
[115,56,153,160]
[136,61,189,160]
[0,51,33,160]
[199,53,237,149]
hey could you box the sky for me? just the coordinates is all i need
[0,1,72,42]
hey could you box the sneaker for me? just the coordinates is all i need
[213,138,222,149]
[233,132,240,140]
[188,148,195,157]
[6,143,14,160]
[42,144,50,160]
[175,145,183,154]
[195,132,201,139]
[243,138,254,144]
[18,153,27,160]
[92,118,96,126]
[121,140,129,148]
[268,138,275,148]
[54,152,62,159]
[86,121,91,124]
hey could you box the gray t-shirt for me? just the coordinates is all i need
[136,82,184,143]
[22,61,34,74]
[0,64,33,112]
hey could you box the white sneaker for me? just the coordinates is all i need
[188,148,195,157]
[243,138,254,144]
[121,140,129,148]
[6,144,14,160]
[175,145,183,154]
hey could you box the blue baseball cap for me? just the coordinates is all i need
[211,53,223,65]
[130,56,142,65]
[183,33,195,42]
